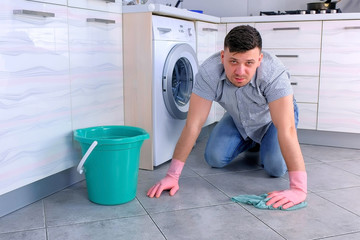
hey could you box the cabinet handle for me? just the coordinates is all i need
[101,0,115,2]
[87,18,116,24]
[291,82,298,86]
[273,27,300,31]
[202,28,218,32]
[13,9,55,18]
[276,55,299,58]
[344,26,360,30]
[157,27,172,33]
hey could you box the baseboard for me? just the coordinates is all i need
[0,167,85,218]
[298,129,360,149]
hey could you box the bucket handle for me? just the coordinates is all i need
[77,141,98,174]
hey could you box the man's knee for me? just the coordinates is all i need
[264,163,287,177]
[204,151,228,168]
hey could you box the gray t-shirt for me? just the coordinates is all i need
[192,51,293,143]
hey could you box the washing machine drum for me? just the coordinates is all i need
[162,43,198,120]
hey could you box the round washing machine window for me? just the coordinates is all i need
[171,57,193,107]
[162,43,198,120]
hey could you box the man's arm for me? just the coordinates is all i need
[173,93,213,162]
[266,94,307,209]
[147,93,212,198]
[268,94,305,171]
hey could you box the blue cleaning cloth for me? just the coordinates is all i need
[231,193,307,211]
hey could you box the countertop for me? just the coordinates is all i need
[222,12,360,23]
[122,4,360,23]
[122,3,221,23]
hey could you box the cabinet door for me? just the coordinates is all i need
[255,21,322,49]
[318,20,360,133]
[196,22,226,65]
[196,22,226,126]
[68,8,124,130]
[68,0,122,13]
[0,0,73,195]
[291,76,319,103]
[297,103,317,130]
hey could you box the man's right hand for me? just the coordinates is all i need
[146,175,179,198]
[146,158,185,198]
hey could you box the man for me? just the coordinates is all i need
[147,25,307,210]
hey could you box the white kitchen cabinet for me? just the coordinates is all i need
[255,21,322,130]
[196,22,226,65]
[291,76,319,103]
[297,103,318,130]
[68,0,122,13]
[264,49,320,76]
[196,21,226,124]
[0,0,74,195]
[68,7,124,130]
[318,20,360,133]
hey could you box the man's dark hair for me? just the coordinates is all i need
[224,25,262,53]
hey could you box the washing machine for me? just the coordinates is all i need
[152,15,198,166]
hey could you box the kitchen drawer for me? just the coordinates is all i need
[68,0,122,13]
[297,103,317,130]
[255,21,322,49]
[323,20,360,49]
[291,76,319,103]
[227,22,255,33]
[264,49,320,76]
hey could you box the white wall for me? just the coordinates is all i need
[152,0,358,17]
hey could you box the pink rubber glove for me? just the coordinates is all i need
[266,171,307,209]
[147,159,184,198]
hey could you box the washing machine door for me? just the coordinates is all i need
[162,43,198,120]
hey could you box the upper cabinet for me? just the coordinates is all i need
[318,20,360,133]
[68,0,122,13]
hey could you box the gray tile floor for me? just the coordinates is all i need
[1,136,360,240]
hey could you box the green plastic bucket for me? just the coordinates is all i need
[73,125,149,205]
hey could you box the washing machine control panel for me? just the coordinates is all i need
[152,15,196,43]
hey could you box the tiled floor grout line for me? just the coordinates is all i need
[194,167,289,240]
[313,191,360,218]
[44,213,150,230]
[313,230,360,240]
[42,200,49,240]
[146,202,236,216]
[135,196,168,240]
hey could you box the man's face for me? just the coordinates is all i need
[221,47,263,88]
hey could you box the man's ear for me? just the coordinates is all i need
[258,52,263,66]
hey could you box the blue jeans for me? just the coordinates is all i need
[204,100,299,177]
